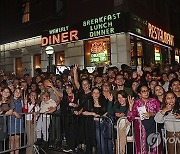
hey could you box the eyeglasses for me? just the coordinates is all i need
[141,90,149,93]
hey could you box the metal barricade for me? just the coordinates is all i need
[116,117,180,154]
[33,114,115,154]
[163,118,180,154]
[0,112,35,154]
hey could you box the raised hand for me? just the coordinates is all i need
[161,104,173,115]
[73,64,78,72]
[107,93,113,102]
[128,95,134,111]
[24,92,28,105]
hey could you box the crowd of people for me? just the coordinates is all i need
[0,62,179,154]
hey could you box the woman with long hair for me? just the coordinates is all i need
[23,91,40,154]
[8,88,24,154]
[155,91,180,154]
[153,85,165,108]
[82,87,112,154]
[0,87,14,152]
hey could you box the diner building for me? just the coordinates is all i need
[0,12,175,76]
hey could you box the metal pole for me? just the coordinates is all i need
[49,54,53,73]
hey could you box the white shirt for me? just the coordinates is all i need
[26,103,40,121]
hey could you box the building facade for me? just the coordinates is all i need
[0,0,178,76]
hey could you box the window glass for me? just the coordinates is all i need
[16,57,22,76]
[22,2,30,23]
[85,37,111,67]
[34,54,41,69]
[55,51,65,66]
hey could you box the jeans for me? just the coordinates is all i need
[95,120,113,154]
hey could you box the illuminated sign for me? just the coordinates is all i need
[41,12,123,47]
[90,41,108,63]
[148,23,174,46]
[83,12,121,37]
[41,13,175,47]
[154,46,161,61]
[41,30,79,47]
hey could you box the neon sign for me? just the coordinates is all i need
[41,12,123,47]
[90,41,108,63]
[41,30,79,47]
[148,23,174,46]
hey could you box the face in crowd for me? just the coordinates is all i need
[161,73,168,82]
[102,82,110,92]
[13,88,21,99]
[65,85,73,95]
[81,79,90,92]
[165,92,176,107]
[92,88,100,100]
[149,80,158,93]
[138,86,150,100]
[1,88,11,99]
[132,81,139,93]
[117,92,127,106]
[170,80,180,93]
[154,85,164,97]
[21,81,28,91]
[115,75,125,86]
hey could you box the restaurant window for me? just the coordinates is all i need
[34,54,41,69]
[130,36,143,68]
[55,51,65,66]
[22,1,30,23]
[85,37,111,67]
[16,57,22,76]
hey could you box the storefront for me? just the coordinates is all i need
[41,12,174,70]
[0,12,175,76]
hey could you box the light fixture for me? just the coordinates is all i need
[45,46,54,55]
[45,46,54,73]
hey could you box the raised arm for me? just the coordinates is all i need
[73,64,80,89]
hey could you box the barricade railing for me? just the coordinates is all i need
[0,113,115,154]
[43,114,115,154]
[0,112,35,154]
[116,117,180,154]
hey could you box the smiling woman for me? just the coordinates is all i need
[127,84,162,154]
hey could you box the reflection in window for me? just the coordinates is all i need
[56,51,65,66]
[137,42,142,56]
[85,37,111,67]
[22,1,30,23]
[130,37,143,68]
